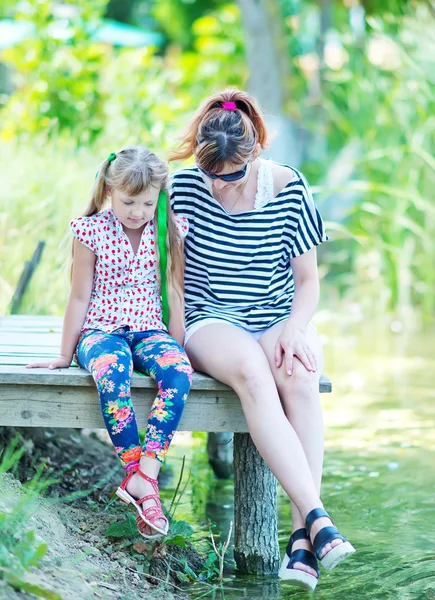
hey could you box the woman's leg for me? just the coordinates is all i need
[258,322,337,573]
[76,331,142,472]
[186,323,323,518]
[123,331,192,532]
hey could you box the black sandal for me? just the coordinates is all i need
[278,528,320,591]
[306,508,355,571]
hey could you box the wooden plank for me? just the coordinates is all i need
[1,333,62,346]
[0,384,247,432]
[0,366,332,393]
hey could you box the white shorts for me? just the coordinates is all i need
[184,318,284,346]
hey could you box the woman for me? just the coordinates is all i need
[169,89,355,591]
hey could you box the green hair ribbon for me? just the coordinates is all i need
[157,190,169,327]
[95,152,117,179]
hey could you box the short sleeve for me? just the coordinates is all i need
[290,177,328,259]
[173,213,189,238]
[70,216,97,254]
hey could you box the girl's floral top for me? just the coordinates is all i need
[71,208,188,333]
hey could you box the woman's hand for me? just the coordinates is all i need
[26,356,71,370]
[274,322,317,375]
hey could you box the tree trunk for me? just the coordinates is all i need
[233,432,280,575]
[237,0,302,167]
[207,432,234,479]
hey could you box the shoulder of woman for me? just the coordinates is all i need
[267,160,301,196]
[269,161,299,184]
[171,165,201,181]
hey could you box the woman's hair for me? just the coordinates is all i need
[169,88,268,173]
[73,145,184,321]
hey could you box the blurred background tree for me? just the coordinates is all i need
[0,0,434,327]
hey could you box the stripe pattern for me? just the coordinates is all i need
[170,165,328,331]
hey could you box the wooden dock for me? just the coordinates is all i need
[0,314,332,575]
[0,315,331,431]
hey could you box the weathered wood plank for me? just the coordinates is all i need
[0,384,247,431]
[0,366,332,392]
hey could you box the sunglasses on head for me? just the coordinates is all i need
[198,163,248,182]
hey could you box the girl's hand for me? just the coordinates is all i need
[26,356,71,370]
[274,323,317,375]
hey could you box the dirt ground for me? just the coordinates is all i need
[0,427,204,600]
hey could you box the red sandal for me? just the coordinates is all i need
[116,469,169,538]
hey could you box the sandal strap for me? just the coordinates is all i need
[136,492,161,506]
[142,505,167,522]
[312,526,346,560]
[290,528,308,546]
[287,549,319,576]
[286,528,308,556]
[305,508,333,536]
[136,469,159,490]
[119,470,136,491]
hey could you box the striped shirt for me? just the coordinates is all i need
[170,162,328,331]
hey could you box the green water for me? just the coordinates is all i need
[164,320,435,600]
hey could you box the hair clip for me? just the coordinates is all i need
[222,101,237,111]
[107,152,117,163]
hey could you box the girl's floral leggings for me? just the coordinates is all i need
[76,328,192,472]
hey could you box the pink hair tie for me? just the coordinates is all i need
[222,101,237,111]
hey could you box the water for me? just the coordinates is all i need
[163,319,435,600]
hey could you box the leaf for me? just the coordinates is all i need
[106,514,138,538]
[132,541,148,554]
[6,575,62,600]
[167,519,194,539]
[165,534,187,548]
[31,542,48,564]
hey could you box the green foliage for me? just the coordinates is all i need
[0,442,57,599]
[106,513,140,538]
[320,9,435,319]
[1,0,109,143]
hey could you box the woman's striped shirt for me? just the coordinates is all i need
[170,162,328,331]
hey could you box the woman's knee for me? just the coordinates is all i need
[277,359,321,399]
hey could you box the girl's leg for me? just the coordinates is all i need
[122,331,192,532]
[258,322,334,575]
[76,331,142,472]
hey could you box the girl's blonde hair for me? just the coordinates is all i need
[74,145,184,321]
[169,88,268,172]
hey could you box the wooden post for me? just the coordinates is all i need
[233,432,280,575]
[207,432,234,479]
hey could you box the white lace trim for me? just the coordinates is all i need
[254,159,275,209]
[199,158,275,212]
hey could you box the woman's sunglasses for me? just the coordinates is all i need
[198,163,248,182]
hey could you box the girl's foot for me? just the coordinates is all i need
[116,469,169,537]
[306,508,355,571]
[278,528,319,590]
[125,471,168,533]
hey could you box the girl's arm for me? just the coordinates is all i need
[274,247,320,374]
[27,239,96,369]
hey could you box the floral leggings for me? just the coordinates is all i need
[76,328,192,472]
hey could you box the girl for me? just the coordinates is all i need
[169,90,355,590]
[28,146,192,539]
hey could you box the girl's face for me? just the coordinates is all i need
[109,186,160,230]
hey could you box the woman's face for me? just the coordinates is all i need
[199,161,251,193]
